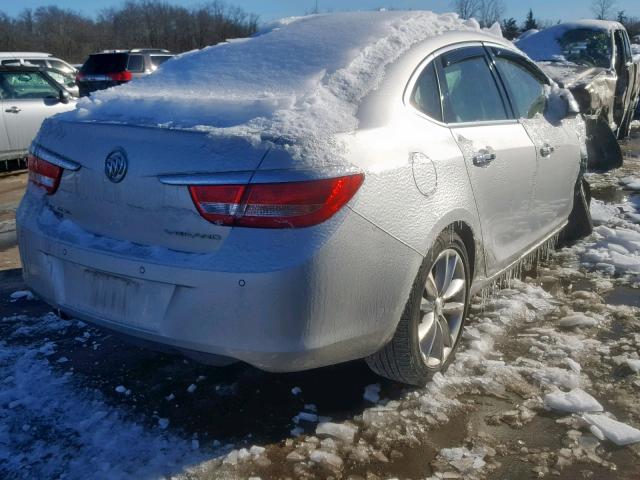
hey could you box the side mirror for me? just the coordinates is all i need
[545,87,580,122]
[59,89,71,104]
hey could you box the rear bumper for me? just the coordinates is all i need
[16,193,421,372]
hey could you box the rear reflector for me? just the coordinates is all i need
[28,154,63,194]
[189,174,364,228]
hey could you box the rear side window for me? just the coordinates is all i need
[494,56,547,119]
[411,62,443,122]
[438,53,508,123]
[81,54,128,74]
[25,59,47,67]
[150,55,172,68]
[48,59,75,74]
[127,55,144,72]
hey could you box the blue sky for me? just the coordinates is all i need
[2,0,639,24]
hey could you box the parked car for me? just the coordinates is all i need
[76,49,173,96]
[0,65,75,163]
[17,12,591,386]
[518,20,640,170]
[0,52,79,97]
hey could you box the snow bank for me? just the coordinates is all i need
[63,11,496,166]
[543,388,603,413]
[620,176,640,191]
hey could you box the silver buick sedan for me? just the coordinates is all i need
[17,11,591,385]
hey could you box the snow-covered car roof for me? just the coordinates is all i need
[0,52,53,58]
[517,20,622,63]
[66,11,502,163]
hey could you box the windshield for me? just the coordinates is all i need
[556,28,612,68]
[46,70,76,89]
[81,53,128,74]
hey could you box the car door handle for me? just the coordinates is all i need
[540,144,555,158]
[4,106,21,114]
[472,150,496,167]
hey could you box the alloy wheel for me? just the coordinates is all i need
[418,248,467,368]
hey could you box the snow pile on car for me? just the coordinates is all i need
[66,11,499,164]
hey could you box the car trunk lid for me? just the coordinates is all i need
[37,120,269,253]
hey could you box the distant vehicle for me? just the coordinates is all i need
[518,20,640,170]
[0,52,78,97]
[0,65,75,163]
[0,52,76,75]
[18,12,591,386]
[76,49,174,96]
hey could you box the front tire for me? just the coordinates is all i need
[366,231,471,386]
[560,177,593,244]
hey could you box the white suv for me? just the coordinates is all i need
[0,52,78,96]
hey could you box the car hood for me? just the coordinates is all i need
[537,62,609,89]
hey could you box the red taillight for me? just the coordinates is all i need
[28,154,63,195]
[188,174,364,228]
[108,71,133,82]
[75,72,85,82]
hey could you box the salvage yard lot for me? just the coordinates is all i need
[0,130,640,479]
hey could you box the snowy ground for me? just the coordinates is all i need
[1,130,640,479]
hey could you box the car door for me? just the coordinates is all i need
[488,46,580,236]
[0,71,68,153]
[434,46,539,276]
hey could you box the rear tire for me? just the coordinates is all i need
[366,231,470,386]
[560,178,593,244]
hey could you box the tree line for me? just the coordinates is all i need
[452,0,640,40]
[0,0,259,64]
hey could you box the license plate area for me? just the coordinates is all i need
[81,269,139,321]
[52,257,176,333]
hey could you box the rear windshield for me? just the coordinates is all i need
[81,53,128,74]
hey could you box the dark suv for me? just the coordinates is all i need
[76,49,173,96]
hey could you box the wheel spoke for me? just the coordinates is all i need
[420,297,434,313]
[442,302,465,315]
[439,315,453,348]
[443,253,458,295]
[442,278,465,300]
[419,314,437,358]
[429,320,444,366]
[418,312,435,340]
[425,272,438,300]
[434,255,447,294]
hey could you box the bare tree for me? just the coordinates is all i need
[451,0,504,27]
[451,0,480,19]
[477,0,505,27]
[591,0,616,20]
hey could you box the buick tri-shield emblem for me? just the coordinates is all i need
[105,148,128,183]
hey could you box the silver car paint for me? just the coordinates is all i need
[17,30,582,371]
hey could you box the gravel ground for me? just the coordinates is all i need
[0,129,639,480]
